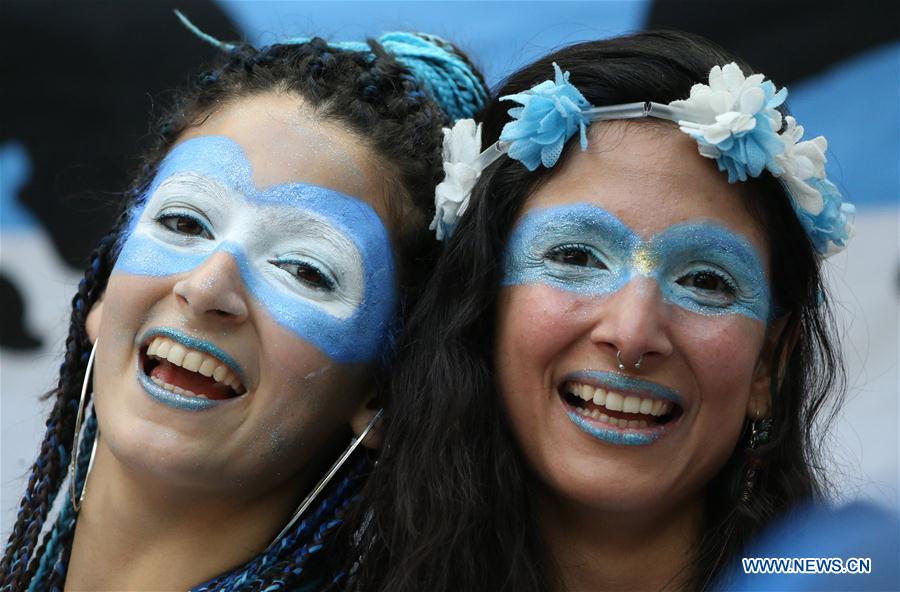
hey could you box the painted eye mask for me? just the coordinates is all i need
[503,203,770,322]
[114,136,396,364]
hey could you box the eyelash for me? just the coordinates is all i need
[544,243,607,270]
[269,259,336,292]
[675,268,738,300]
[154,210,213,239]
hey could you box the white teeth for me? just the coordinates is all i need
[598,413,610,423]
[150,376,202,399]
[623,395,641,413]
[146,336,243,393]
[605,391,624,412]
[212,365,228,382]
[198,358,216,377]
[580,385,592,402]
[182,351,203,372]
[167,343,187,366]
[156,340,172,357]
[565,381,677,421]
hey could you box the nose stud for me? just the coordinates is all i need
[617,350,643,371]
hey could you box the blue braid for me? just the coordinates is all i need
[271,490,363,590]
[376,32,487,120]
[26,413,98,591]
[0,406,75,592]
[191,455,367,592]
[240,31,487,120]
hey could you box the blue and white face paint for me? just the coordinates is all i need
[114,136,396,364]
[503,203,770,322]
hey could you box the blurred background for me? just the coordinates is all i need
[2,1,898,538]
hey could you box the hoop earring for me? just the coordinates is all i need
[265,408,383,552]
[739,415,772,505]
[70,340,100,513]
[616,350,643,371]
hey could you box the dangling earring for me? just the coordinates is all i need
[265,408,383,552]
[70,340,100,513]
[739,412,772,505]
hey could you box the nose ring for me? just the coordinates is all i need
[617,350,643,371]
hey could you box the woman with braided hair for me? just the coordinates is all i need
[0,26,487,592]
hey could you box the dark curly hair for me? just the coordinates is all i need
[346,30,846,592]
[0,33,487,592]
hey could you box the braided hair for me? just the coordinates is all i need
[1,33,487,592]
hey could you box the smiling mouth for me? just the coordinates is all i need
[559,381,682,429]
[140,336,246,401]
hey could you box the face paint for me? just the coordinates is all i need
[503,203,770,322]
[115,136,396,364]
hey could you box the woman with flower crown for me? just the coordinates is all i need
[341,30,866,591]
[0,22,488,592]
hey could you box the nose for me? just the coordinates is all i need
[173,252,249,323]
[588,277,673,371]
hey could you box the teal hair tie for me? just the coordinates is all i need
[174,10,238,52]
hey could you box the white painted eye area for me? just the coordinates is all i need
[269,259,337,293]
[546,243,607,269]
[676,269,737,305]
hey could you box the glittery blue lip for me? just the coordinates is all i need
[566,410,661,446]
[140,327,246,386]
[136,362,223,412]
[564,370,683,405]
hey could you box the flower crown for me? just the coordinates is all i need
[430,62,855,256]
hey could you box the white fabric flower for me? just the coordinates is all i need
[430,119,483,240]
[673,63,783,137]
[670,63,787,182]
[773,116,828,214]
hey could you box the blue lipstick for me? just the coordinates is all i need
[562,370,683,446]
[140,327,245,385]
[137,327,246,412]
[565,370,683,404]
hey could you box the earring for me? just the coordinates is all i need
[616,350,643,371]
[265,408,383,552]
[739,413,772,505]
[70,340,100,513]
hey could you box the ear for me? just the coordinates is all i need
[349,391,383,449]
[747,315,790,420]
[85,294,105,345]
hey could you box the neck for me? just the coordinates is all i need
[536,489,703,592]
[65,440,307,592]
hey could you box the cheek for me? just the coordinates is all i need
[495,284,601,428]
[673,311,766,408]
[92,273,171,380]
[246,321,370,462]
[496,284,597,368]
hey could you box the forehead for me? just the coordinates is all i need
[524,122,768,254]
[176,91,384,216]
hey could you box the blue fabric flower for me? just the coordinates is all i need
[499,63,592,171]
[794,178,855,255]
